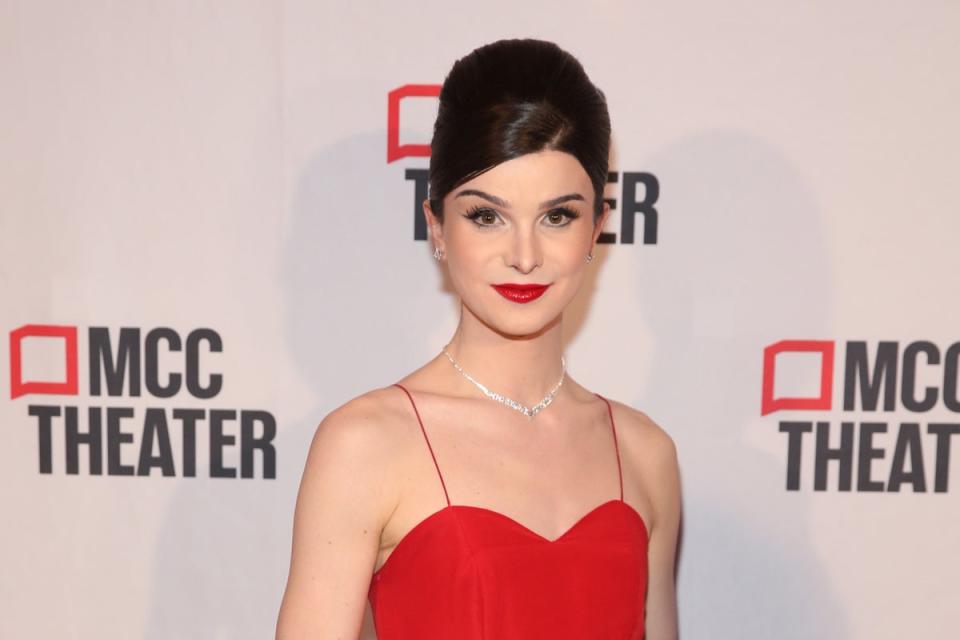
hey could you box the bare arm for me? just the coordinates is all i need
[642,421,682,640]
[276,394,400,639]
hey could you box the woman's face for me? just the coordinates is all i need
[426,149,610,338]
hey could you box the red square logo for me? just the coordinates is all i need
[387,84,441,162]
[9,324,79,399]
[761,340,834,415]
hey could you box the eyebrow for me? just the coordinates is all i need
[454,189,585,209]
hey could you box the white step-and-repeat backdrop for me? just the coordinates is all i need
[2,2,957,638]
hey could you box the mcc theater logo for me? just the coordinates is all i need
[9,324,277,479]
[762,339,960,493]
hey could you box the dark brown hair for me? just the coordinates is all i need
[428,38,611,224]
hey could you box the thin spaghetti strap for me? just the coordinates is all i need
[393,383,451,507]
[595,393,624,502]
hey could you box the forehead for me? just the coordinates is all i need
[450,150,592,207]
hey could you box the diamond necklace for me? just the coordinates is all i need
[440,345,566,418]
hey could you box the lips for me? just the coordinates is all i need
[491,283,550,303]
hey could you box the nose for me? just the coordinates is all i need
[506,226,542,274]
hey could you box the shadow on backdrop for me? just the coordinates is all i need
[147,130,441,639]
[635,130,847,638]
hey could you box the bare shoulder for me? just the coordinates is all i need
[277,385,412,636]
[304,387,409,504]
[602,396,678,469]
[311,385,410,451]
[599,396,681,534]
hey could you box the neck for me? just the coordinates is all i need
[443,305,566,407]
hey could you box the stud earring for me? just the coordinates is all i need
[433,247,443,261]
[586,251,594,263]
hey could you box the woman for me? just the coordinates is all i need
[276,38,681,639]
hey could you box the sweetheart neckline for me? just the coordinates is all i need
[372,499,648,578]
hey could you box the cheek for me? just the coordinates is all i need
[556,261,587,294]
[445,236,493,296]
[551,241,589,275]
[447,237,485,273]
[549,243,592,294]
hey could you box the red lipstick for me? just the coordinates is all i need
[491,283,550,303]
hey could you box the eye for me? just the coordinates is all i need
[462,205,582,228]
[543,206,582,227]
[462,205,501,227]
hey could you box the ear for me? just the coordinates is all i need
[423,198,445,252]
[591,200,611,247]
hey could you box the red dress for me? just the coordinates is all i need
[367,383,649,639]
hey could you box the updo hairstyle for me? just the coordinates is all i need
[428,38,612,225]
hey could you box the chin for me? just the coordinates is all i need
[474,306,563,339]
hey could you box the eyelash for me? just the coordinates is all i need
[462,205,581,228]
